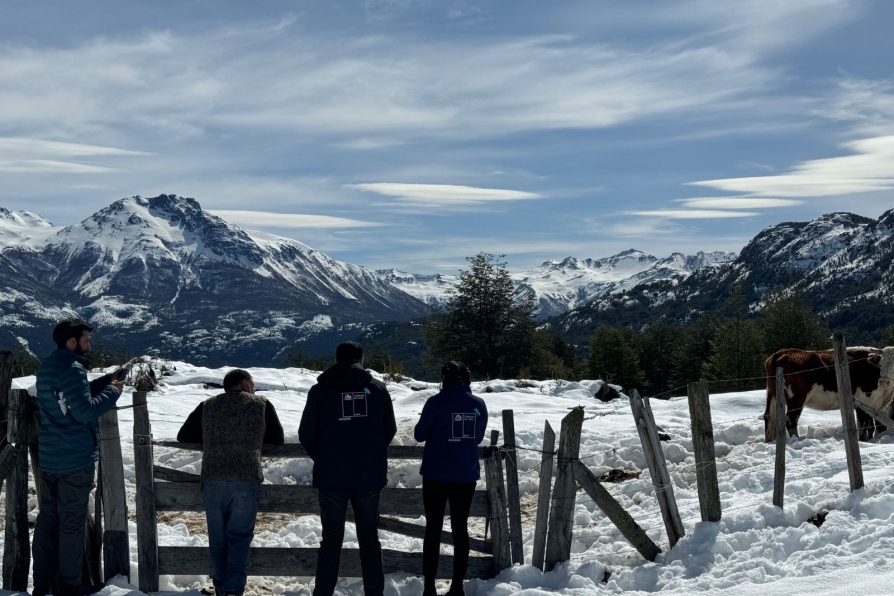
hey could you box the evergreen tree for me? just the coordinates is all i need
[671,316,715,389]
[587,324,644,393]
[759,291,827,353]
[705,291,766,392]
[425,253,537,379]
[639,323,680,396]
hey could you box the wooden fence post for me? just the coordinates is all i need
[773,367,786,507]
[484,448,511,573]
[0,351,12,440]
[686,381,721,522]
[2,388,31,591]
[531,420,555,571]
[501,410,524,566]
[99,408,131,580]
[545,406,584,571]
[630,390,685,547]
[133,391,159,592]
[832,333,864,491]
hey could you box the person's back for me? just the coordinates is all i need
[300,361,395,491]
[415,384,487,484]
[201,390,269,483]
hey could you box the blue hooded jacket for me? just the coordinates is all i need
[414,385,488,483]
[35,349,122,473]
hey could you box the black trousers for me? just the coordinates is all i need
[32,465,95,596]
[314,488,384,596]
[422,477,476,589]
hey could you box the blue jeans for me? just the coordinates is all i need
[202,479,260,595]
[32,465,96,595]
[314,489,384,596]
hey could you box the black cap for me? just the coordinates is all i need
[52,319,93,348]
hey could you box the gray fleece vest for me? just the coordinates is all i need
[201,391,267,483]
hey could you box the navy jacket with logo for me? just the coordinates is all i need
[298,363,396,492]
[414,384,488,483]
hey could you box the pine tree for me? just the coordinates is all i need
[639,323,680,396]
[425,253,537,379]
[705,291,766,391]
[759,291,827,353]
[587,324,644,393]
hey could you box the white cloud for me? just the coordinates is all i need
[677,197,802,209]
[210,210,380,229]
[0,138,149,158]
[348,183,542,206]
[690,135,894,197]
[0,160,119,174]
[629,209,759,219]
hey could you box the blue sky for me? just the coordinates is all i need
[1,0,893,273]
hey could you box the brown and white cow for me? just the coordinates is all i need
[763,346,894,442]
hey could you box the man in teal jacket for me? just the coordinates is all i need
[32,319,125,596]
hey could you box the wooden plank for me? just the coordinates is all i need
[375,516,491,554]
[631,390,685,547]
[572,460,661,561]
[686,381,721,522]
[99,408,130,581]
[153,441,492,460]
[157,546,494,579]
[531,420,555,571]
[2,389,30,591]
[133,391,159,592]
[832,333,864,491]
[773,367,786,508]
[854,398,894,431]
[154,464,202,483]
[501,409,524,566]
[484,452,510,574]
[545,406,584,571]
[154,482,490,517]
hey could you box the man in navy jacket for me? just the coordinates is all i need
[32,319,125,596]
[299,341,396,596]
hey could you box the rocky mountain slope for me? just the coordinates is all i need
[0,194,429,364]
[555,210,894,344]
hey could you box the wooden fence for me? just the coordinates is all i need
[134,391,524,592]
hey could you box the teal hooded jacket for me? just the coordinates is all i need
[35,349,122,473]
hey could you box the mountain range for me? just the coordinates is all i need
[1,195,892,366]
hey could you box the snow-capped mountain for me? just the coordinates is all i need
[555,209,894,343]
[381,248,736,319]
[375,270,458,307]
[0,208,55,248]
[0,194,429,364]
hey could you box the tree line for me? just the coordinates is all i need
[423,253,894,396]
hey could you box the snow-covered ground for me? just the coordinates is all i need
[5,361,894,595]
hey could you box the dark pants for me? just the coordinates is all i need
[422,478,476,593]
[32,465,95,595]
[314,488,384,596]
[202,479,260,596]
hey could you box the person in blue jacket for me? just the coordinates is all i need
[32,319,126,596]
[414,361,488,596]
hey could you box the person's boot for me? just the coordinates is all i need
[422,582,438,596]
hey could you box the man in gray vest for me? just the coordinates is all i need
[177,369,284,596]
